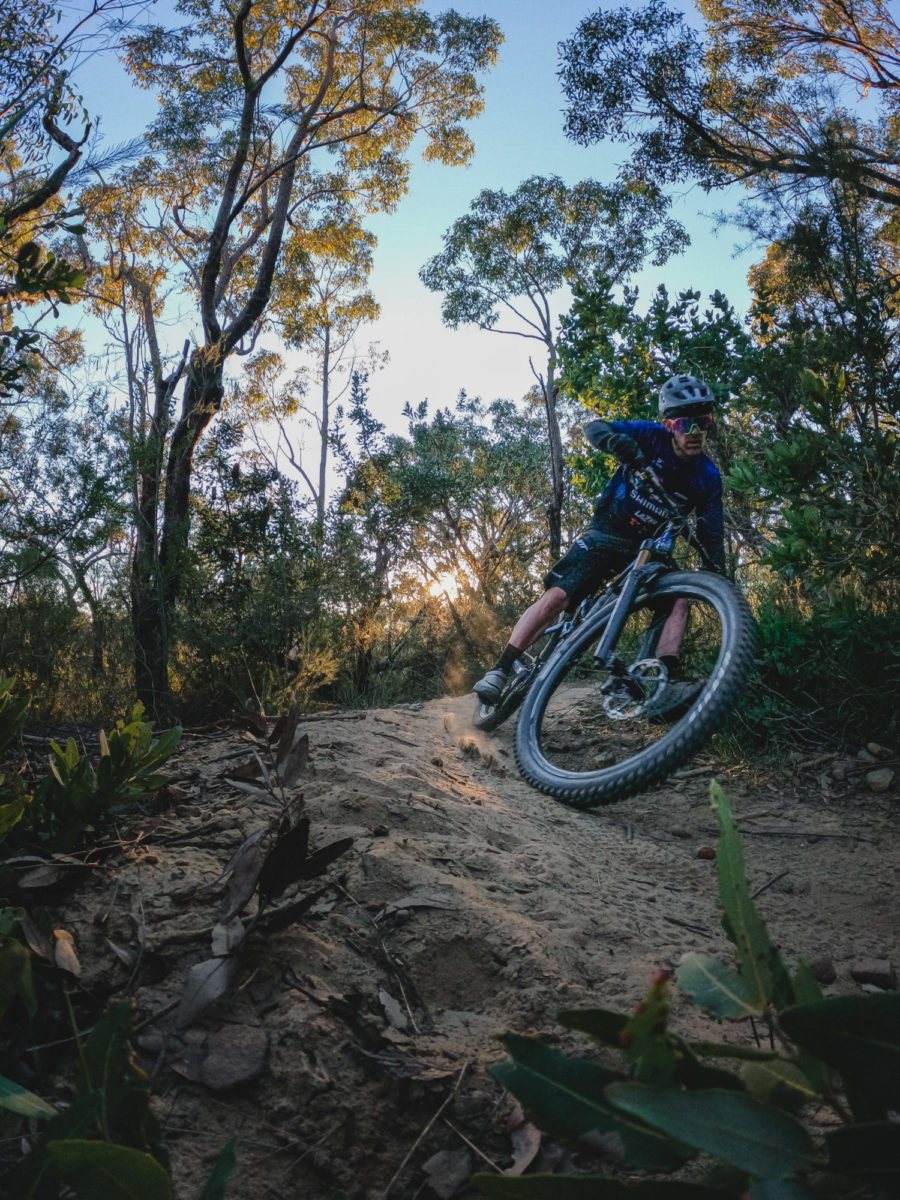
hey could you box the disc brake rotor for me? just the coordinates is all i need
[601,658,668,720]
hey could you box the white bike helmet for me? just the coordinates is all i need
[659,374,713,416]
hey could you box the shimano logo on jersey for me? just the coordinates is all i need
[635,498,669,523]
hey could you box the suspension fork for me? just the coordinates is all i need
[592,544,663,671]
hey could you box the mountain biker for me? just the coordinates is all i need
[473,373,726,711]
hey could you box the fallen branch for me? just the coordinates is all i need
[700,827,877,844]
[671,763,717,780]
[794,752,837,771]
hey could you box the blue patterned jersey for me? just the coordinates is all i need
[587,420,725,572]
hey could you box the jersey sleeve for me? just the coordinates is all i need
[693,474,726,573]
[583,419,651,465]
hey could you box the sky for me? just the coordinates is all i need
[72,0,759,435]
[359,0,757,423]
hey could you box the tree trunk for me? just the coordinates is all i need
[316,325,330,552]
[543,356,565,563]
[133,350,224,719]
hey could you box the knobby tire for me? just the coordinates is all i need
[514,571,756,807]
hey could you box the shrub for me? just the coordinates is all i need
[474,782,899,1198]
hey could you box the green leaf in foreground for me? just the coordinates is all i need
[676,952,765,1019]
[557,1008,628,1045]
[779,993,900,1107]
[709,781,779,1010]
[46,1140,175,1200]
[826,1121,900,1177]
[749,1179,815,1200]
[472,1174,734,1198]
[0,1073,57,1118]
[492,1035,687,1170]
[490,1034,622,1139]
[196,1136,238,1200]
[741,1059,819,1111]
[607,1084,815,1179]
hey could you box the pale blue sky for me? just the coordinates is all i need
[74,0,758,432]
[364,1,756,423]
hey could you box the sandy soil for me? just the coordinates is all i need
[44,695,898,1200]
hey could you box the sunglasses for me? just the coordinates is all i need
[664,414,715,435]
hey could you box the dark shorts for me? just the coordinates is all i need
[543,524,636,607]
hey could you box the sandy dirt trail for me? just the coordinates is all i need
[54,694,898,1199]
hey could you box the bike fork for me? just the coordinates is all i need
[592,543,657,672]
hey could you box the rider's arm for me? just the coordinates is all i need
[583,419,646,468]
[694,481,727,574]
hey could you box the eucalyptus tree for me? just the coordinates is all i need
[420,174,686,559]
[0,0,93,396]
[559,0,900,207]
[274,206,382,543]
[92,0,501,717]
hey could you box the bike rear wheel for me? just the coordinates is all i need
[514,571,756,806]
[472,630,561,732]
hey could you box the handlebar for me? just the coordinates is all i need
[629,466,717,572]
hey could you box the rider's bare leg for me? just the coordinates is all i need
[656,598,689,660]
[508,586,570,654]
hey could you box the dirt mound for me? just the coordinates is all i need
[47,696,898,1199]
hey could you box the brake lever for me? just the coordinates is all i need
[632,468,718,571]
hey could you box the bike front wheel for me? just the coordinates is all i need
[514,571,756,807]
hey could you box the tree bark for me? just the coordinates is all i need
[132,350,224,720]
[543,354,565,563]
[316,324,330,550]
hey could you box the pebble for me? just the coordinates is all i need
[866,768,894,793]
[810,956,837,985]
[696,846,716,860]
[850,958,896,990]
[867,742,894,760]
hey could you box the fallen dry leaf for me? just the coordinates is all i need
[378,987,409,1031]
[171,1025,268,1091]
[505,1121,541,1176]
[174,956,235,1030]
[218,839,267,922]
[53,929,81,975]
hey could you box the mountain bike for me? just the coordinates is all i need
[472,470,757,807]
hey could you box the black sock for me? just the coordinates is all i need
[496,643,524,673]
[659,654,679,674]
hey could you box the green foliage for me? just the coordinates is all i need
[475,782,899,1198]
[420,174,686,339]
[26,703,181,850]
[0,906,37,1022]
[558,1,900,208]
[0,676,32,848]
[0,0,91,398]
[2,1001,237,1199]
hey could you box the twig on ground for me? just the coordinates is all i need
[663,914,712,937]
[442,1117,503,1172]
[751,870,791,900]
[671,764,717,780]
[794,753,837,771]
[699,827,877,843]
[379,1064,469,1199]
